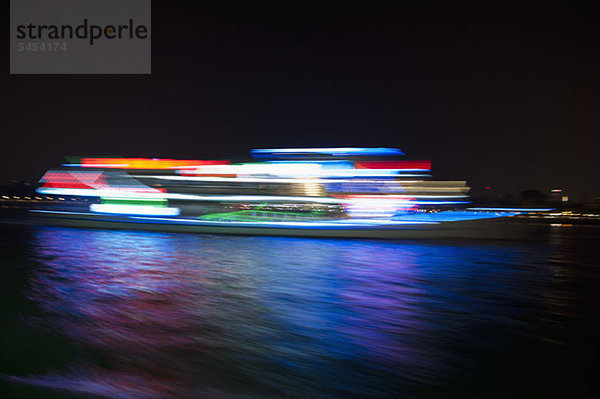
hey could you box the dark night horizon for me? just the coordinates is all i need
[3,3,600,200]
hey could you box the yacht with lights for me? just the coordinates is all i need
[30,148,533,238]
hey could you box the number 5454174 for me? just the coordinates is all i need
[17,42,67,52]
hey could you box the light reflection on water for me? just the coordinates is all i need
[2,225,600,397]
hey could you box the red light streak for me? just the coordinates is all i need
[80,158,230,169]
[354,161,431,170]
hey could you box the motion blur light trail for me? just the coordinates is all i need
[36,148,462,217]
[74,158,230,169]
[30,148,535,236]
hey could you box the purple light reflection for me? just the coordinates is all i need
[20,226,552,397]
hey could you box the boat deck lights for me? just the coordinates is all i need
[90,204,181,217]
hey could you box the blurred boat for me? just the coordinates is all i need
[30,148,538,239]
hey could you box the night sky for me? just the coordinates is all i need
[3,3,600,200]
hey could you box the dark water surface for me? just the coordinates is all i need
[1,224,599,398]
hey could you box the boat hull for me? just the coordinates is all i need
[30,211,542,240]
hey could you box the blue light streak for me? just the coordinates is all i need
[467,207,554,212]
[251,147,405,157]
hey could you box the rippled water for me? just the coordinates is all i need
[1,224,599,398]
